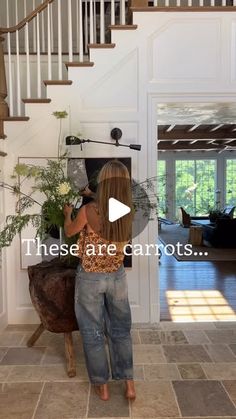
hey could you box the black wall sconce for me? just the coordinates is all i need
[65,128,141,151]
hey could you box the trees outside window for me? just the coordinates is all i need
[157,160,167,218]
[226,159,236,206]
[157,156,236,221]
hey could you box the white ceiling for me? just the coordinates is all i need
[157,103,236,125]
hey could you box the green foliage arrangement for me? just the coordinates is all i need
[0,155,80,249]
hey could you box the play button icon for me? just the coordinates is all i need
[84,175,151,241]
[108,198,131,222]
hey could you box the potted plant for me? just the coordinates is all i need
[0,155,80,257]
[208,208,223,223]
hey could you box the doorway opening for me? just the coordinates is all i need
[157,102,236,321]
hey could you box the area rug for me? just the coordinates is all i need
[159,224,236,261]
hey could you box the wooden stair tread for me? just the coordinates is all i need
[3,116,30,121]
[22,99,51,103]
[131,6,236,11]
[44,80,73,85]
[88,43,116,49]
[109,24,138,30]
[65,61,94,67]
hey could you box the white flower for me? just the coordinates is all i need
[56,182,71,196]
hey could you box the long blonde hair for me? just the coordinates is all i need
[96,160,133,242]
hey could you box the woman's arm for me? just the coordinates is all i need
[63,204,87,237]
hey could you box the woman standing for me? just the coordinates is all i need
[63,160,136,402]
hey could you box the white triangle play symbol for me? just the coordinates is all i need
[108,198,131,222]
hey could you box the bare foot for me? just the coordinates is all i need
[94,383,109,401]
[125,380,136,401]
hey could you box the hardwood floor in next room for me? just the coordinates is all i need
[160,251,236,322]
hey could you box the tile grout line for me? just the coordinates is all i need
[39,347,47,365]
[202,343,215,363]
[202,330,211,343]
[182,330,190,344]
[0,347,9,363]
[142,364,145,381]
[128,397,132,418]
[6,359,236,370]
[200,362,210,380]
[31,381,45,419]
[2,361,64,367]
[19,333,27,346]
[160,322,218,331]
[220,380,236,411]
[158,343,167,363]
[227,343,236,360]
[5,365,14,382]
[169,379,182,418]
[85,383,91,418]
[0,364,14,389]
[205,342,236,363]
[174,362,182,380]
[5,378,89,383]
[184,330,212,345]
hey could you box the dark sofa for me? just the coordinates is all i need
[203,218,236,248]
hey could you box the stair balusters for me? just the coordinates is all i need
[0,36,9,139]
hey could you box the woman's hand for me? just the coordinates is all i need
[80,186,94,197]
[63,204,73,217]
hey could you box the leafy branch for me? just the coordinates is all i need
[0,154,80,250]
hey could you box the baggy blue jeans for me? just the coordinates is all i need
[74,263,133,384]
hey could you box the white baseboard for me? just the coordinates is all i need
[8,308,40,325]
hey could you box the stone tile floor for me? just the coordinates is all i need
[2,322,236,418]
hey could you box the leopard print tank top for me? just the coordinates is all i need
[76,229,125,273]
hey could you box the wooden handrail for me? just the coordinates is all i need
[0,0,54,34]
[131,6,236,11]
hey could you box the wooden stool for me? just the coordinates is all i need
[188,226,203,246]
[27,324,76,378]
[27,258,78,378]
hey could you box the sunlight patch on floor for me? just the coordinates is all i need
[166,290,236,322]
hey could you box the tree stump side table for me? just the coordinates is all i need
[27,258,79,377]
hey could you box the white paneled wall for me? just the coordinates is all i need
[2,10,236,324]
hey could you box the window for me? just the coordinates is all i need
[176,160,216,216]
[157,160,167,218]
[226,159,236,206]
